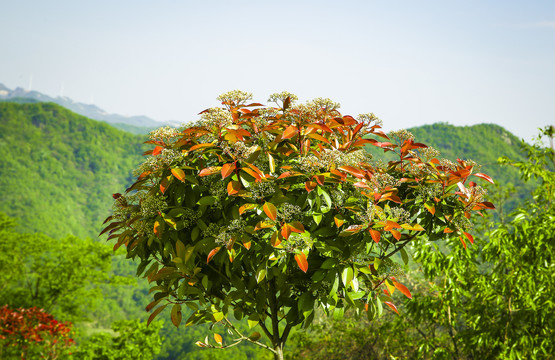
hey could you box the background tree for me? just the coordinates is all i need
[71,319,163,360]
[0,213,122,321]
[104,91,494,359]
[0,305,75,360]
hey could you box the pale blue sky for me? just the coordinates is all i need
[1,0,553,140]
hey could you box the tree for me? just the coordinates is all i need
[0,213,120,321]
[103,91,494,359]
[0,305,75,359]
[72,319,163,360]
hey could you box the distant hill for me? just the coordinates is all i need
[0,82,171,133]
[0,102,146,238]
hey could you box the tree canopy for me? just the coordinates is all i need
[104,90,494,359]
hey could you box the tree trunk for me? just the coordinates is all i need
[273,343,284,360]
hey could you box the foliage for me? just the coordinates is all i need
[407,127,554,359]
[0,305,75,360]
[0,213,121,322]
[289,127,553,359]
[0,102,145,239]
[104,91,493,359]
[368,122,534,214]
[71,320,163,360]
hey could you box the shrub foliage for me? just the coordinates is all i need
[103,91,494,358]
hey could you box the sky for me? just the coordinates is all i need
[1,0,554,141]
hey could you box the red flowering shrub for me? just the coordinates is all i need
[0,305,74,359]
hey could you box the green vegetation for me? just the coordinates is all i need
[104,91,493,359]
[0,98,552,359]
[0,102,145,239]
[286,127,555,359]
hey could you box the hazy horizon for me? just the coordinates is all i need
[1,0,554,141]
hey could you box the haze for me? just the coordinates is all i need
[1,0,553,141]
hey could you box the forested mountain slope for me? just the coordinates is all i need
[0,102,145,238]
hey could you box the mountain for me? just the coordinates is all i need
[0,82,167,133]
[0,102,146,239]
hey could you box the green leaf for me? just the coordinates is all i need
[342,266,354,288]
[198,196,217,205]
[256,268,267,283]
[298,292,315,313]
[400,247,409,265]
[247,314,259,328]
[171,304,182,327]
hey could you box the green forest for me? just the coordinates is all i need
[0,101,553,359]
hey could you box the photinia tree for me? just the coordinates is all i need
[103,91,494,360]
[0,305,74,359]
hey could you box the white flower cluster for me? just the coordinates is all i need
[217,90,253,105]
[177,208,199,229]
[198,107,233,130]
[281,233,313,253]
[416,183,443,200]
[140,193,168,218]
[148,126,179,144]
[306,98,341,112]
[371,172,397,192]
[248,181,275,200]
[389,129,415,144]
[357,113,383,127]
[221,141,258,162]
[386,206,411,223]
[267,91,298,106]
[418,146,440,162]
[136,148,184,174]
[278,203,303,223]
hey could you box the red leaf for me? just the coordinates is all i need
[369,229,381,243]
[473,172,494,184]
[207,247,221,263]
[338,166,365,179]
[282,125,298,139]
[334,215,344,227]
[239,203,256,215]
[281,223,291,239]
[199,167,222,177]
[459,236,467,249]
[390,229,402,241]
[384,220,401,231]
[263,202,278,221]
[214,333,223,346]
[463,232,474,244]
[221,163,236,179]
[152,146,163,156]
[153,221,162,238]
[424,203,435,215]
[289,221,305,233]
[384,301,400,315]
[190,143,215,151]
[392,280,412,299]
[480,201,496,209]
[305,180,317,192]
[160,177,169,194]
[295,253,308,273]
[277,171,303,179]
[227,181,241,195]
